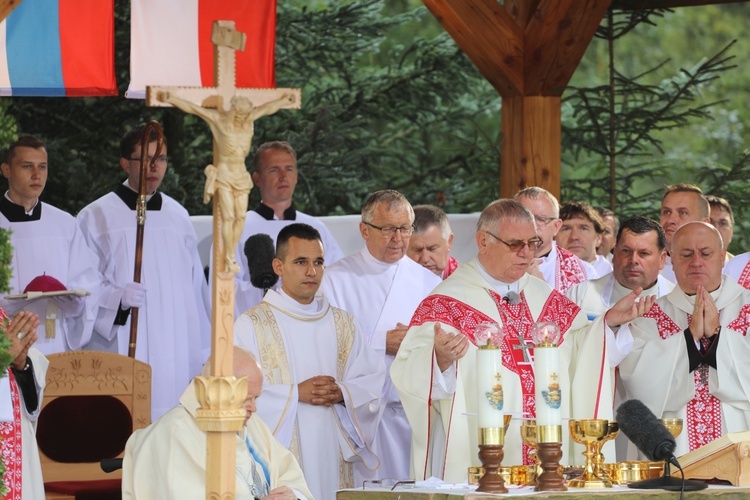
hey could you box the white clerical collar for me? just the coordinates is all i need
[475,260,519,297]
[277,288,325,314]
[4,191,38,215]
[682,277,724,305]
[122,180,155,200]
[360,246,401,269]
[612,277,659,303]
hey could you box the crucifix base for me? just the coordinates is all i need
[535,441,567,491]
[476,444,508,493]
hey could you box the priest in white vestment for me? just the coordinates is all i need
[566,216,672,460]
[556,201,613,280]
[226,141,344,317]
[391,199,650,482]
[514,187,594,292]
[76,125,210,420]
[234,223,385,499]
[0,309,48,500]
[658,183,711,284]
[122,347,312,500]
[321,190,442,484]
[566,216,674,321]
[0,136,101,355]
[723,251,750,289]
[407,205,459,280]
[620,222,750,457]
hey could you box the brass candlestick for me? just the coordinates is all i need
[568,419,613,488]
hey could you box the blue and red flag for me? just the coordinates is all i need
[0,0,116,97]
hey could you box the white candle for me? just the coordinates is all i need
[532,322,562,432]
[476,344,504,429]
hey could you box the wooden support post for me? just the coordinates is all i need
[500,96,561,199]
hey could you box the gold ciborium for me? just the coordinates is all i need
[594,421,619,481]
[660,418,683,438]
[568,419,613,488]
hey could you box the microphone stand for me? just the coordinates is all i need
[628,457,707,491]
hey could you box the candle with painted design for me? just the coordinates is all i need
[475,322,505,444]
[532,322,562,431]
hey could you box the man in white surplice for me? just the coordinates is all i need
[77,124,210,420]
[321,190,442,484]
[235,223,385,499]
[514,187,595,293]
[0,135,102,355]
[658,183,711,283]
[219,141,344,317]
[620,222,750,457]
[566,216,673,460]
[391,200,651,482]
[566,216,674,321]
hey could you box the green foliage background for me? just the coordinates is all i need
[1,1,749,250]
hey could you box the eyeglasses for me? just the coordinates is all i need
[364,221,414,238]
[128,155,168,166]
[484,230,542,253]
[534,215,558,227]
[363,479,416,491]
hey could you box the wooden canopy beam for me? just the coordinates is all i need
[422,0,524,97]
[424,0,613,199]
[524,0,612,95]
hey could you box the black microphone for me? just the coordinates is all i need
[616,399,678,467]
[244,234,279,291]
[616,399,708,491]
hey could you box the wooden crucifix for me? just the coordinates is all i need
[147,20,300,499]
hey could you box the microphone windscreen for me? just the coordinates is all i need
[244,234,279,290]
[616,399,676,461]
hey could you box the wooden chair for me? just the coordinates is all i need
[36,351,151,500]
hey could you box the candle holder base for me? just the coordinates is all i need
[476,444,508,493]
[535,441,567,491]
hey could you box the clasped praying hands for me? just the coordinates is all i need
[688,286,721,342]
[298,375,344,407]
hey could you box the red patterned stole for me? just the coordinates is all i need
[441,257,459,280]
[643,305,722,450]
[412,289,580,465]
[0,370,23,500]
[555,247,587,293]
[737,261,750,289]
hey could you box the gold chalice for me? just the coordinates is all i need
[660,418,683,438]
[595,421,619,482]
[568,419,613,488]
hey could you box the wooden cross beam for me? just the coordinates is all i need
[423,0,612,199]
[147,23,300,113]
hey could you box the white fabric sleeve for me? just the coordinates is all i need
[606,322,634,367]
[431,355,457,399]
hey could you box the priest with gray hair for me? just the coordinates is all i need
[392,198,649,482]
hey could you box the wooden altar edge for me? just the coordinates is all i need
[671,430,750,485]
